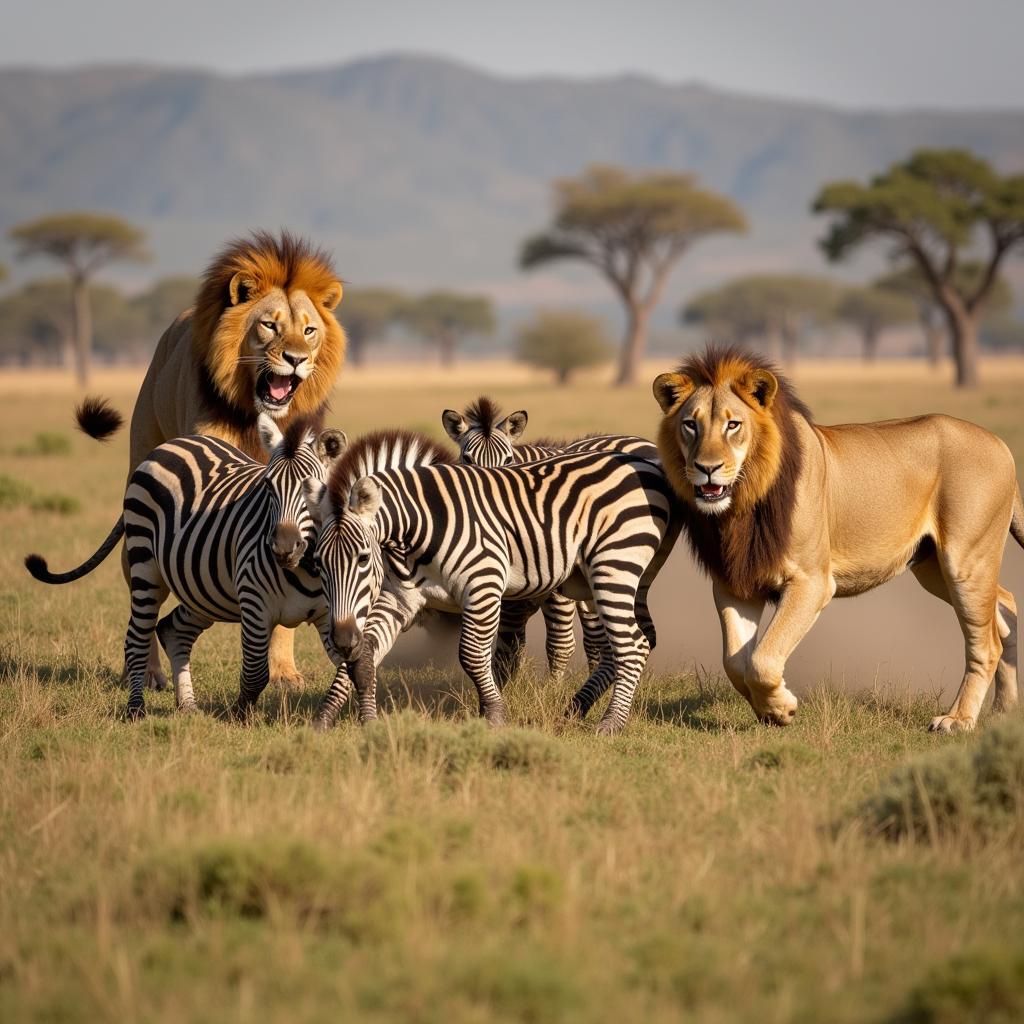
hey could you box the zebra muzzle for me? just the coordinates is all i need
[271,522,305,567]
[331,617,362,659]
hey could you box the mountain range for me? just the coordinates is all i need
[2,53,1023,311]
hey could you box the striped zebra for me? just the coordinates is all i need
[25,415,347,719]
[441,396,660,681]
[304,432,680,734]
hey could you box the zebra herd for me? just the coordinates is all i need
[27,396,680,734]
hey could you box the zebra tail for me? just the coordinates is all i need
[1012,483,1024,550]
[25,519,125,584]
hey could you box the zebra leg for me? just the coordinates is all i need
[121,539,168,691]
[459,595,509,726]
[540,593,576,680]
[311,663,355,732]
[592,582,651,736]
[123,566,167,720]
[232,613,272,717]
[156,605,213,713]
[494,600,533,687]
[578,601,606,673]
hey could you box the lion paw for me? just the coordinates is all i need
[270,668,306,691]
[753,685,798,726]
[928,714,975,734]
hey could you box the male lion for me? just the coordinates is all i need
[82,230,346,689]
[653,344,1022,732]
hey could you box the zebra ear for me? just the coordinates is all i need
[349,477,383,521]
[498,410,528,441]
[302,478,329,526]
[316,429,348,468]
[257,414,284,454]
[441,410,468,441]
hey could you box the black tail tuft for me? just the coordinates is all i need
[75,396,123,441]
[25,554,49,580]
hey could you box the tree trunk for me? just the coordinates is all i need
[764,326,783,364]
[70,274,91,387]
[557,367,571,386]
[348,333,365,367]
[614,302,649,387]
[438,332,456,368]
[862,326,879,363]
[780,319,798,366]
[921,311,944,368]
[943,302,980,388]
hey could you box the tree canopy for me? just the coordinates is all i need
[813,149,1024,385]
[399,291,495,367]
[516,310,613,385]
[132,275,201,335]
[837,287,916,361]
[682,273,838,362]
[340,287,407,366]
[520,165,746,384]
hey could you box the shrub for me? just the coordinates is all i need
[14,432,72,456]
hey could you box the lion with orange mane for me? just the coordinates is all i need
[80,230,346,689]
[653,344,1022,732]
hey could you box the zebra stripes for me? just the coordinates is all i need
[305,433,679,734]
[26,415,347,719]
[441,396,661,682]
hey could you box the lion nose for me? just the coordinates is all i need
[332,617,362,658]
[695,461,723,479]
[271,522,304,563]
[283,352,307,370]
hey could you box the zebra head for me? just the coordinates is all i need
[442,396,528,467]
[302,474,385,663]
[256,414,347,570]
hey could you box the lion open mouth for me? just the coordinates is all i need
[257,370,302,408]
[696,483,732,503]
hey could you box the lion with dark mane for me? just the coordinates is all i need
[79,230,346,688]
[654,344,1022,732]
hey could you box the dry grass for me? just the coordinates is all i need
[1,357,1023,1023]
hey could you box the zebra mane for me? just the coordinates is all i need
[279,412,325,458]
[327,429,454,513]
[465,396,501,436]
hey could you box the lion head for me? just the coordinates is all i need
[652,345,812,599]
[192,231,346,423]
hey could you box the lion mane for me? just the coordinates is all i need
[656,345,812,601]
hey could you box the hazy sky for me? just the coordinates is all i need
[3,0,1022,110]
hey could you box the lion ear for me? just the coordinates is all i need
[320,281,344,311]
[229,272,261,306]
[741,369,779,410]
[652,372,694,414]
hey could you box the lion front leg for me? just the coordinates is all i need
[743,574,832,726]
[713,579,765,705]
[269,625,304,690]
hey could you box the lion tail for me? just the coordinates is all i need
[1012,483,1024,550]
[76,396,123,442]
[25,519,125,584]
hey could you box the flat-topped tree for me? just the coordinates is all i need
[837,286,916,362]
[875,261,1013,366]
[682,274,838,363]
[8,212,148,386]
[814,149,1024,387]
[340,287,407,367]
[400,291,495,367]
[520,165,746,386]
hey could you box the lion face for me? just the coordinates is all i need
[653,366,779,516]
[240,286,341,419]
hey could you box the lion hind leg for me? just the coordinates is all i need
[915,551,1003,733]
[993,586,1018,713]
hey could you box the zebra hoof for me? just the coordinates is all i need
[310,715,332,733]
[482,705,508,728]
[125,703,146,722]
[229,701,255,723]
[595,717,624,736]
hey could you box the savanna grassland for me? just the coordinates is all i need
[2,359,1024,1024]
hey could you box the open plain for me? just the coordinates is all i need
[2,358,1023,1023]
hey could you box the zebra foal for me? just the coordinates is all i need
[441,396,660,681]
[305,434,680,734]
[26,415,347,719]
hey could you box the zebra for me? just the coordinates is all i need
[304,432,680,734]
[25,415,348,719]
[441,396,660,681]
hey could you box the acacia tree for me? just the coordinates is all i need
[341,287,406,367]
[837,287,916,362]
[132,275,201,338]
[8,212,148,386]
[520,165,746,385]
[516,310,613,385]
[876,262,1013,367]
[399,291,495,367]
[682,274,838,363]
[813,149,1024,387]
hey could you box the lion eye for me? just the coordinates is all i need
[726,420,741,432]
[681,419,697,433]
[304,325,316,336]
[260,320,276,332]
